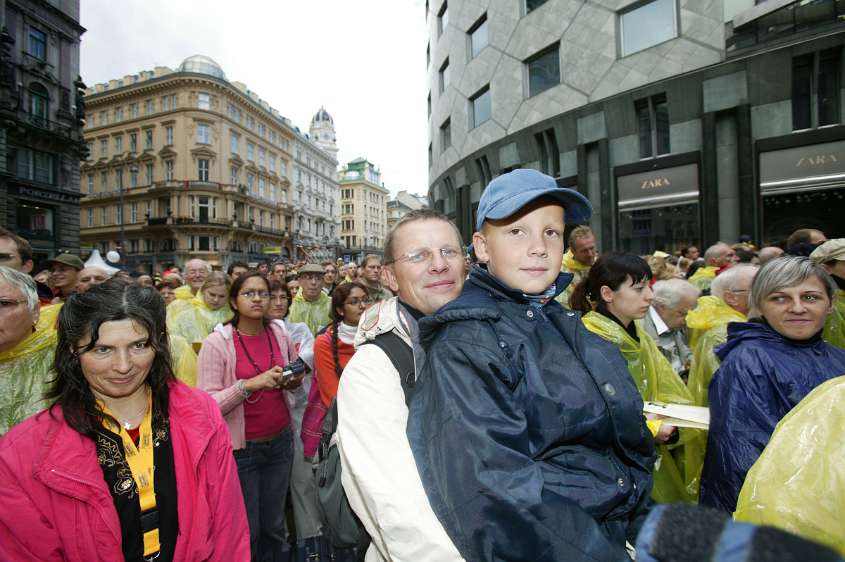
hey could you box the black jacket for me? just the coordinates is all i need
[407,265,655,562]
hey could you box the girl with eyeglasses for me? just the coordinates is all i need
[197,271,305,561]
[313,282,371,408]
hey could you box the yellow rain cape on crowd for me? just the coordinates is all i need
[0,304,60,433]
[688,265,718,292]
[823,290,845,349]
[167,296,232,348]
[287,289,332,335]
[734,375,845,556]
[582,311,702,503]
[555,250,592,308]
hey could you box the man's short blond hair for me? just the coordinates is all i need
[569,226,594,250]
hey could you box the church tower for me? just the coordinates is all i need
[309,106,338,161]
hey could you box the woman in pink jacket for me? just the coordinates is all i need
[0,278,250,562]
[197,271,304,561]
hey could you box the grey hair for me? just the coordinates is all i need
[750,256,836,312]
[652,278,700,309]
[0,265,39,314]
[710,264,759,300]
[704,242,730,265]
[185,258,212,273]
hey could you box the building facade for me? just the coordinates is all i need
[290,107,340,262]
[338,157,389,261]
[79,55,298,272]
[387,190,429,229]
[427,0,845,251]
[0,0,85,264]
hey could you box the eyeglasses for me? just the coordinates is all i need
[0,298,26,312]
[0,253,19,262]
[238,290,270,300]
[270,294,289,302]
[386,246,464,265]
[344,297,373,307]
[300,274,323,281]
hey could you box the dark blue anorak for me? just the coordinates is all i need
[700,320,845,513]
[407,265,655,562]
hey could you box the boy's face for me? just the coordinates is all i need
[472,201,565,294]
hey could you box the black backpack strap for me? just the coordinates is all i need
[363,331,416,406]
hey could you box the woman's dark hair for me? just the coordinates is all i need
[268,278,292,318]
[227,271,271,328]
[47,278,174,436]
[329,282,368,379]
[685,259,705,280]
[570,252,652,314]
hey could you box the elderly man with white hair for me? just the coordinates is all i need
[168,258,211,317]
[642,278,700,379]
[75,265,111,293]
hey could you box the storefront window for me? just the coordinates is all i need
[762,188,844,245]
[618,203,699,255]
[16,203,54,241]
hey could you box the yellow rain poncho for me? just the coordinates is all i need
[555,250,592,308]
[0,304,60,434]
[168,333,198,386]
[823,290,845,349]
[288,289,332,336]
[686,296,747,406]
[582,311,701,503]
[166,296,232,347]
[688,265,718,292]
[734,376,845,555]
[166,285,195,319]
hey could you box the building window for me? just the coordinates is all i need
[526,43,560,97]
[468,13,488,58]
[440,118,452,152]
[28,28,46,60]
[114,136,123,154]
[145,99,154,114]
[130,103,139,118]
[165,126,173,145]
[145,163,153,184]
[437,1,448,36]
[230,133,239,154]
[115,107,124,121]
[15,148,55,184]
[619,0,677,57]
[439,58,450,94]
[129,133,137,153]
[164,160,174,181]
[101,207,108,225]
[197,92,210,110]
[100,171,108,191]
[259,177,266,198]
[475,155,493,186]
[247,142,255,161]
[87,175,94,193]
[162,96,171,112]
[130,167,138,187]
[470,86,491,128]
[145,129,153,148]
[231,165,239,185]
[792,48,841,130]
[269,154,276,173]
[534,128,560,177]
[259,147,266,167]
[197,123,210,144]
[198,159,209,182]
[116,204,123,225]
[29,84,48,125]
[635,93,670,158]
[100,139,108,157]
[115,168,123,190]
[99,110,108,126]
[247,173,255,193]
[525,0,548,12]
[87,208,93,227]
[131,203,138,223]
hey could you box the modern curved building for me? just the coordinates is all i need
[426,0,845,251]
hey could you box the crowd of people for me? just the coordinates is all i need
[0,167,843,561]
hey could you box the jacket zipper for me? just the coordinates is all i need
[50,468,122,540]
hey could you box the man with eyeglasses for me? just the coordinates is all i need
[360,254,394,303]
[287,263,332,335]
[0,227,53,304]
[336,209,466,562]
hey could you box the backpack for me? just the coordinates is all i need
[315,330,416,550]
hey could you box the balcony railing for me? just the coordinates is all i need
[727,0,845,54]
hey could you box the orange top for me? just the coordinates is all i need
[313,326,356,407]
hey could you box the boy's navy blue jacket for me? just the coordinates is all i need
[407,265,655,562]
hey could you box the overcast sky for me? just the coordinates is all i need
[80,0,429,198]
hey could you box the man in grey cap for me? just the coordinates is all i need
[288,263,332,335]
[45,254,84,302]
[407,169,654,562]
[810,239,845,349]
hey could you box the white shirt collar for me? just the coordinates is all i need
[648,306,671,336]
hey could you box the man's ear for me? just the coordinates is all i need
[471,231,489,263]
[382,265,400,293]
[21,259,34,274]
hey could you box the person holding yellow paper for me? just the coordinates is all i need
[572,252,701,504]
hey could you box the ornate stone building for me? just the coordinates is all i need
[338,157,389,261]
[0,0,86,264]
[79,55,298,271]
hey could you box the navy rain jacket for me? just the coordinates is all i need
[407,265,655,562]
[700,320,845,513]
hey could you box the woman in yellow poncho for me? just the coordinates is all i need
[0,267,59,434]
[570,253,701,503]
[735,375,845,555]
[810,239,845,349]
[167,272,233,349]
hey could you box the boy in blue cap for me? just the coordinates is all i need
[407,169,655,562]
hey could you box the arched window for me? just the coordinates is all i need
[29,83,49,125]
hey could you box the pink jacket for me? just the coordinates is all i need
[197,322,295,451]
[0,381,250,562]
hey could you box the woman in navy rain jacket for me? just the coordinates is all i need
[700,256,845,513]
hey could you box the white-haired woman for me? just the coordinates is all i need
[0,266,60,434]
[700,256,845,513]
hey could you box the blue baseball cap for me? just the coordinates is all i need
[475,169,592,231]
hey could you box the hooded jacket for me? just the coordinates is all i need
[407,266,654,562]
[700,320,845,513]
[0,381,250,561]
[288,289,332,336]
